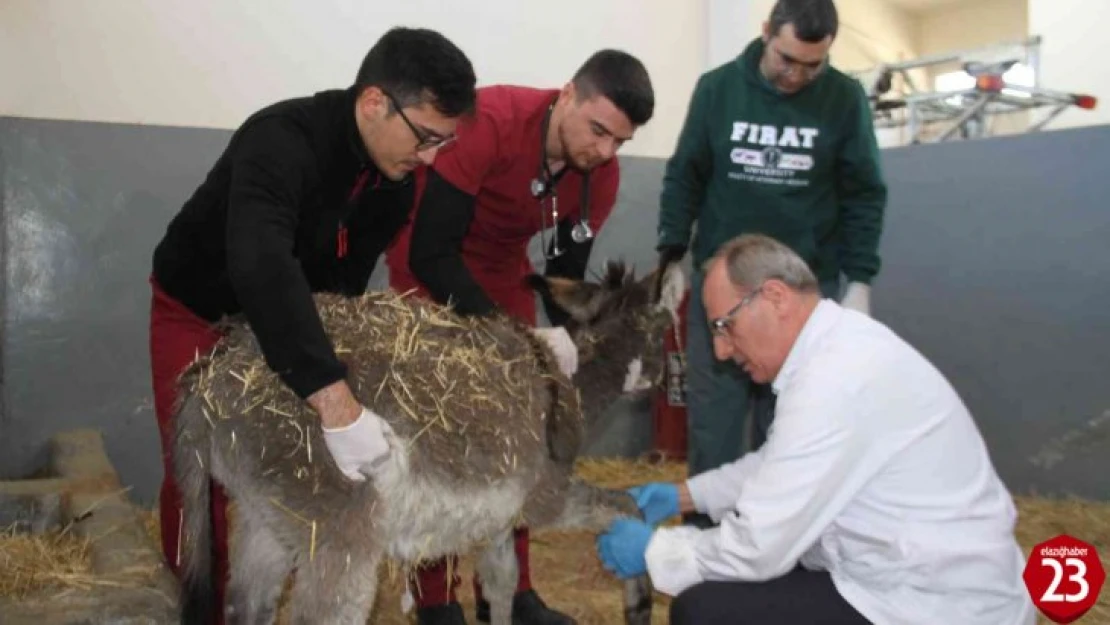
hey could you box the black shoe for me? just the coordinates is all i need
[417,601,469,625]
[475,589,577,624]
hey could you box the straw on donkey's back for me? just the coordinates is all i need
[176,290,578,491]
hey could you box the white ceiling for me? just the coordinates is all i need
[883,0,978,15]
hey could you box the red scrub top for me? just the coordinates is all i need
[386,85,620,326]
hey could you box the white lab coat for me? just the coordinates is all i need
[645,300,1036,625]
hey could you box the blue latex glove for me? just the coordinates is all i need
[629,482,680,526]
[596,518,653,578]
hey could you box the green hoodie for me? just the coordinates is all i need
[657,38,887,285]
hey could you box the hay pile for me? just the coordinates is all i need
[0,519,160,601]
[0,523,93,599]
[5,458,1108,624]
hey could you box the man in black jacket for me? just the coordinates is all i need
[148,27,476,624]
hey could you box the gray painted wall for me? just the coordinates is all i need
[868,128,1110,502]
[1,115,1107,506]
[0,118,235,503]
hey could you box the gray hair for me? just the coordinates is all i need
[706,234,819,293]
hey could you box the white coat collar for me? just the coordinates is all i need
[771,298,843,395]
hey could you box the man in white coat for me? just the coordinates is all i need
[596,233,1035,624]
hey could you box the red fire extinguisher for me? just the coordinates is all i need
[650,288,690,461]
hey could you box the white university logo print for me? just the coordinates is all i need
[727,121,818,187]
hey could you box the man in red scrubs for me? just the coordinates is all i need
[385,49,655,625]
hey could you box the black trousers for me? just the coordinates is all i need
[669,566,872,625]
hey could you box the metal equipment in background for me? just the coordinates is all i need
[850,36,1098,144]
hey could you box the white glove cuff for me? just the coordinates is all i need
[321,406,377,433]
[841,281,872,316]
[844,281,871,297]
[322,407,393,479]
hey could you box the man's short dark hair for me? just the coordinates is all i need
[769,0,839,43]
[571,49,655,127]
[354,27,477,117]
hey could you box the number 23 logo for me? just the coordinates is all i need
[1041,557,1089,603]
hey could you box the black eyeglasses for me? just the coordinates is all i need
[770,45,828,79]
[709,286,763,337]
[382,90,456,151]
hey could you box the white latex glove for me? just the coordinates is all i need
[531,326,579,377]
[322,406,394,482]
[841,282,871,316]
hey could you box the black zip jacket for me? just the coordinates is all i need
[151,87,414,399]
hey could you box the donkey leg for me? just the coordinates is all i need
[474,529,517,625]
[621,575,653,625]
[286,541,383,625]
[537,479,654,625]
[540,477,641,532]
[224,509,294,625]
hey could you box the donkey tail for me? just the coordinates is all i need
[171,389,218,624]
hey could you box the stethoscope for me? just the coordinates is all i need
[531,101,594,260]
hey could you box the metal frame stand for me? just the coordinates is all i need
[850,36,1097,144]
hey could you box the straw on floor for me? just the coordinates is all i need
[0,523,93,599]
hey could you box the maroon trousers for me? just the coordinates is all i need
[149,277,228,625]
[412,526,533,607]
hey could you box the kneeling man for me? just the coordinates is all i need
[597,233,1035,625]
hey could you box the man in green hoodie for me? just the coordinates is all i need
[656,0,888,523]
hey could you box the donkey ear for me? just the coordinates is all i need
[525,274,604,322]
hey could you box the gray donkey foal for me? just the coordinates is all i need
[172,261,686,625]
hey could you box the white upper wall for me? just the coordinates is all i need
[0,0,705,159]
[4,1,1106,157]
[918,0,1027,60]
[831,0,918,72]
[1029,0,1109,129]
[707,0,776,69]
